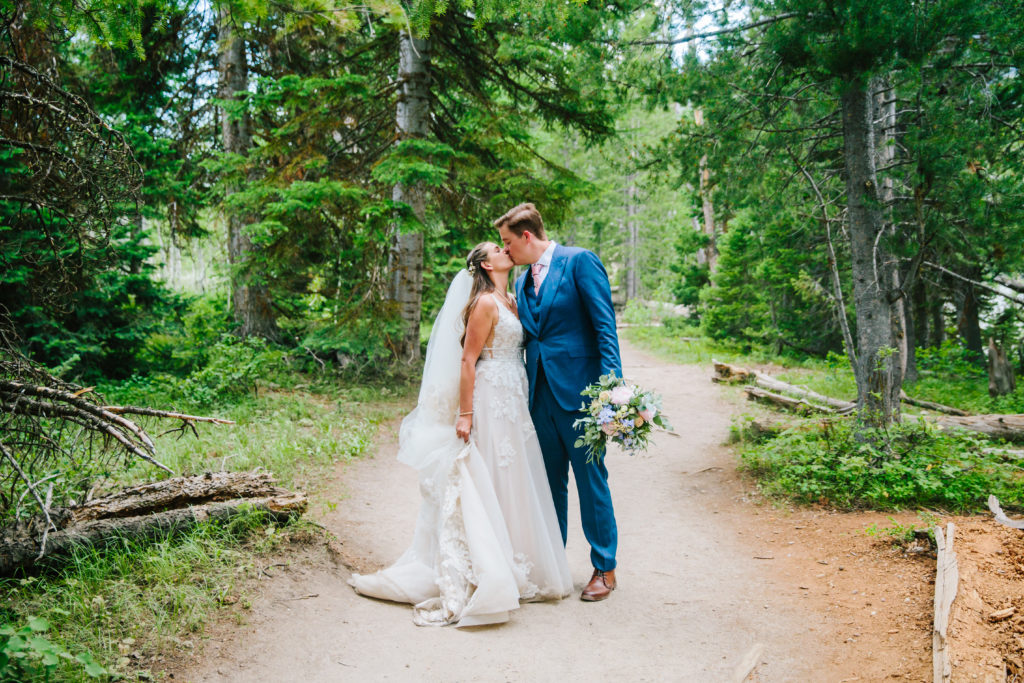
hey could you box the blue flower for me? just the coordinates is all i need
[596,406,616,425]
[621,418,634,429]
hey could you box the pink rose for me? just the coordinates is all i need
[601,422,617,436]
[639,407,656,421]
[609,385,633,405]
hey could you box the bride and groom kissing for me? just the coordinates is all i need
[350,202,622,627]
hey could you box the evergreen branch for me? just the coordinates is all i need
[622,13,801,47]
[786,146,858,374]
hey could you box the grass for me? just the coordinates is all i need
[2,511,320,681]
[99,372,414,495]
[4,369,416,681]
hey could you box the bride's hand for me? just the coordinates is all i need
[456,415,472,442]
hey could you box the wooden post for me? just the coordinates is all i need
[932,523,958,683]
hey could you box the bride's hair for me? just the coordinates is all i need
[461,243,497,347]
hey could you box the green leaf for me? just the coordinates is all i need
[77,651,109,677]
[26,616,49,633]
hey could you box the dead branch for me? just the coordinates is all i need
[987,495,1024,530]
[923,262,1024,307]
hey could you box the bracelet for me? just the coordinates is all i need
[459,411,473,416]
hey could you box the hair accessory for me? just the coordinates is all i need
[467,263,477,275]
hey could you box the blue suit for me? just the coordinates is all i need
[516,245,622,571]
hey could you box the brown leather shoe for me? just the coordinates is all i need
[580,569,616,602]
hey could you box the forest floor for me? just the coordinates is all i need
[173,340,1019,682]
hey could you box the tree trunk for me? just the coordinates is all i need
[874,77,911,384]
[958,282,984,362]
[218,8,278,340]
[388,31,430,360]
[903,292,919,383]
[987,338,1016,397]
[694,108,717,271]
[624,171,639,302]
[841,81,901,425]
[930,292,946,347]
[907,277,930,377]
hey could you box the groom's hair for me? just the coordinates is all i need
[494,202,545,240]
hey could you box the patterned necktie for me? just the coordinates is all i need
[531,263,543,295]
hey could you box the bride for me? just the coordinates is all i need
[348,242,573,626]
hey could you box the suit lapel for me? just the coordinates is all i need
[537,247,567,328]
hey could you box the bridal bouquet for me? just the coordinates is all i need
[573,374,669,463]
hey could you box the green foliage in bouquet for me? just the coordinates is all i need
[573,374,670,463]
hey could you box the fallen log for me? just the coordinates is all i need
[936,414,1024,443]
[899,392,971,416]
[714,361,855,411]
[714,361,982,419]
[752,374,855,412]
[712,360,754,384]
[0,471,306,575]
[742,386,836,414]
[72,470,288,523]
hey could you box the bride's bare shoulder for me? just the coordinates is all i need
[469,292,499,318]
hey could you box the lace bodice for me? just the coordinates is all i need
[479,294,523,362]
[474,294,528,424]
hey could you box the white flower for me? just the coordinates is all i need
[609,385,633,405]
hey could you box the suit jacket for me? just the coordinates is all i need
[516,245,622,412]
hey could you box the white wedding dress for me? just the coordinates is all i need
[349,276,572,627]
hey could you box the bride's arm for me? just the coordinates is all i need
[456,295,497,442]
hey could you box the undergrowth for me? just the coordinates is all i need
[738,417,1024,511]
[627,325,1024,511]
[4,362,414,681]
[1,512,322,682]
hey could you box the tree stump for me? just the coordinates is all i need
[987,338,1016,397]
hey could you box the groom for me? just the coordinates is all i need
[496,203,622,602]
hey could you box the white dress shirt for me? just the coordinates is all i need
[532,241,558,290]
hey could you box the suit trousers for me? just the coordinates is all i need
[531,362,617,571]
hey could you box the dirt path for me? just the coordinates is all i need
[180,340,868,682]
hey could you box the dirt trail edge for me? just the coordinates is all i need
[181,340,848,682]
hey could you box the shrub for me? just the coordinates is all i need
[622,299,655,326]
[662,315,698,335]
[916,340,986,378]
[741,416,1024,511]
